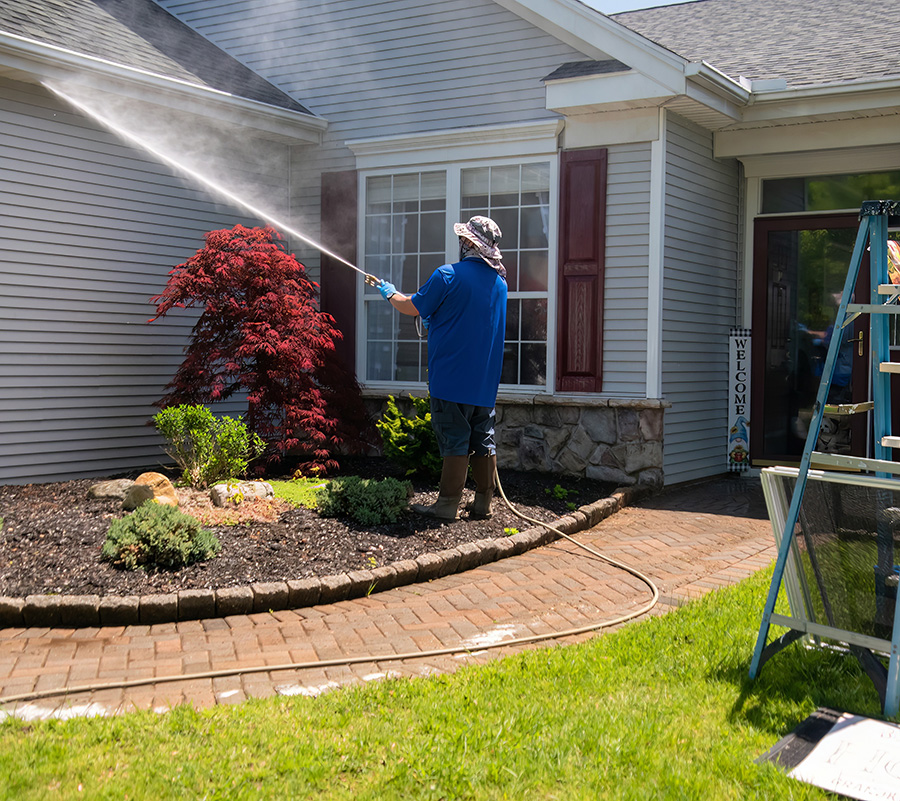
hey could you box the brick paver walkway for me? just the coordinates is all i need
[0,475,775,720]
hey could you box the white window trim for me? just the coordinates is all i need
[355,149,560,398]
[347,119,563,170]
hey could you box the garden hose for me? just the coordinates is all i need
[0,470,659,707]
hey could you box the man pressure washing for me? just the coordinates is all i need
[376,216,508,521]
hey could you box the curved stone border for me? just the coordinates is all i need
[0,486,648,629]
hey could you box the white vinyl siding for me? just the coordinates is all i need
[603,142,652,396]
[0,79,283,483]
[661,113,740,484]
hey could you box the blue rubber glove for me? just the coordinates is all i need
[378,280,397,300]
[421,316,430,332]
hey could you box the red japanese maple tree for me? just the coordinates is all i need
[150,224,373,473]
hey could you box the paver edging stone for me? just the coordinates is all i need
[3,484,647,629]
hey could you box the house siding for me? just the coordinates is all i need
[0,78,277,483]
[661,112,740,484]
[159,0,588,276]
[603,142,651,397]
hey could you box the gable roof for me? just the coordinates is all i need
[0,0,312,114]
[612,0,900,88]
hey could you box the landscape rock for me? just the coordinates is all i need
[123,472,179,511]
[88,478,135,500]
[210,481,274,507]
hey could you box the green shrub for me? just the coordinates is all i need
[101,503,221,570]
[153,404,265,488]
[375,395,441,480]
[315,476,412,526]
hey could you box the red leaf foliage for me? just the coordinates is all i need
[150,225,375,473]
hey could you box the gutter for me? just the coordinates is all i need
[0,30,327,143]
[684,60,752,105]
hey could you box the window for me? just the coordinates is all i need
[762,171,900,214]
[361,161,552,389]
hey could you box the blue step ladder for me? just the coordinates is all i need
[749,200,900,717]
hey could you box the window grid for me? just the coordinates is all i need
[362,161,551,389]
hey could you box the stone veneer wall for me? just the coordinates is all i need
[363,394,667,487]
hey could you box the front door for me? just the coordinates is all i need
[751,214,869,466]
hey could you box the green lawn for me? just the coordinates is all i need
[0,568,886,800]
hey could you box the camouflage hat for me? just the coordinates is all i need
[453,216,502,261]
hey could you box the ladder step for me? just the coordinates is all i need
[810,451,900,474]
[879,283,900,294]
[883,436,900,449]
[824,401,874,416]
[880,363,900,374]
[846,302,900,315]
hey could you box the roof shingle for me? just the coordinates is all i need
[611,0,900,88]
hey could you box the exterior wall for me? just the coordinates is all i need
[603,141,651,397]
[661,112,741,484]
[0,78,283,484]
[159,0,588,278]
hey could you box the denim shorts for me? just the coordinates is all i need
[429,397,496,458]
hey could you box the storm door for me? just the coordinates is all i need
[751,214,869,465]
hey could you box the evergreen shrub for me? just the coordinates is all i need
[101,503,221,570]
[376,396,441,480]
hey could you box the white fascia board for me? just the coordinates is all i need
[0,31,326,144]
[563,106,660,148]
[717,113,900,159]
[741,144,900,180]
[739,76,900,124]
[546,70,675,114]
[347,119,564,171]
[495,0,686,93]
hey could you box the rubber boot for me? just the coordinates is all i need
[411,455,469,520]
[466,453,497,519]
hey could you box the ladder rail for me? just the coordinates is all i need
[749,215,873,678]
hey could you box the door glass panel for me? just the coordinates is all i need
[762,227,858,459]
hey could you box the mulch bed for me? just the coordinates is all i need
[0,457,614,598]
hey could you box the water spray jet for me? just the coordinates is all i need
[44,81,381,287]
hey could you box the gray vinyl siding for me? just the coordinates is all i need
[0,78,281,484]
[603,143,651,396]
[159,0,587,277]
[661,112,740,485]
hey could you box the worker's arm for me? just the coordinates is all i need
[378,281,419,317]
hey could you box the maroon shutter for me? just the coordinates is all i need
[556,148,607,392]
[319,170,359,372]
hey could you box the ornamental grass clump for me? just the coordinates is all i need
[101,503,221,571]
[315,476,412,526]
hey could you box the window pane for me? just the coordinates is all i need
[491,207,518,249]
[365,215,391,255]
[520,251,548,292]
[393,174,419,212]
[501,343,519,384]
[521,298,547,341]
[505,298,520,340]
[762,171,900,214]
[366,176,391,213]
[503,251,519,292]
[395,341,422,381]
[522,163,550,204]
[367,300,394,339]
[364,256,390,294]
[367,340,393,381]
[420,211,444,253]
[491,165,520,207]
[521,206,549,249]
[521,343,546,386]
[462,168,489,209]
[421,171,446,203]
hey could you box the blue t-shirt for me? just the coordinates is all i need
[411,256,507,408]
